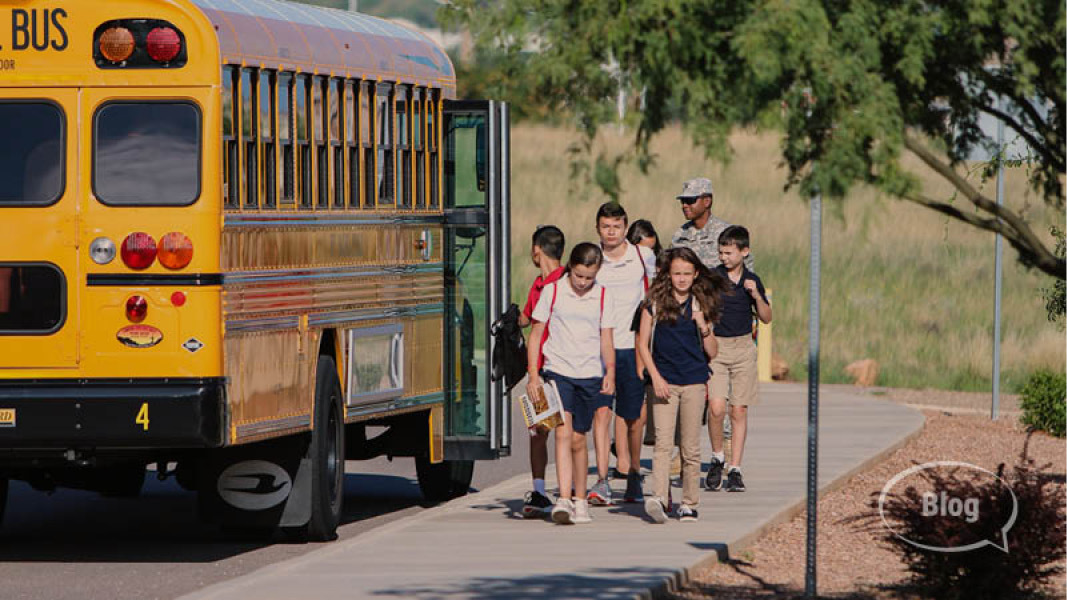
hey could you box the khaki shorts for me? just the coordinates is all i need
[708,335,759,406]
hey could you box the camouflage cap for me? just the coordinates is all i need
[676,177,714,199]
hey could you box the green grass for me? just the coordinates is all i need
[509,124,1064,392]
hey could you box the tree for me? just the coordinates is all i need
[442,0,1065,279]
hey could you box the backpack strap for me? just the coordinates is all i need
[599,287,606,324]
[537,283,559,371]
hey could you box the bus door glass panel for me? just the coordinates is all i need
[442,100,510,459]
[0,90,78,368]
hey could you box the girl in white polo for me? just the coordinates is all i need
[526,243,617,525]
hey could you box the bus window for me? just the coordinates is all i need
[330,78,343,209]
[413,88,425,209]
[428,92,438,209]
[0,102,64,206]
[361,81,374,208]
[223,66,238,208]
[278,72,294,205]
[396,86,411,209]
[295,74,310,208]
[94,102,201,206]
[313,75,327,209]
[376,83,393,207]
[346,80,359,210]
[241,68,257,209]
[0,265,64,334]
[260,70,276,208]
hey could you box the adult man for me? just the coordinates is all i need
[670,177,753,465]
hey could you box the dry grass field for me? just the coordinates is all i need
[509,124,1064,391]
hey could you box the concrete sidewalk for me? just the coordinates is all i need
[181,383,924,600]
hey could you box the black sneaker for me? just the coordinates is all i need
[522,491,553,518]
[623,471,644,503]
[676,504,698,522]
[609,467,627,480]
[705,457,725,491]
[724,469,746,492]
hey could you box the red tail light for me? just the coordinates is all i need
[146,27,181,62]
[121,233,157,269]
[126,296,148,323]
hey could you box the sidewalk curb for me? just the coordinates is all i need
[637,408,927,600]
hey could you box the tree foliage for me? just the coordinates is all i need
[443,0,1066,279]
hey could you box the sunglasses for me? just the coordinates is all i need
[679,196,700,205]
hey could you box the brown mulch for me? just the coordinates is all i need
[669,409,1067,600]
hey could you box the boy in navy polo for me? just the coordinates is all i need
[706,226,771,492]
[519,226,565,517]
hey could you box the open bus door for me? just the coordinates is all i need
[440,100,511,466]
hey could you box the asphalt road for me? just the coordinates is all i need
[0,406,539,600]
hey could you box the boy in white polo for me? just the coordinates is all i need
[526,243,617,525]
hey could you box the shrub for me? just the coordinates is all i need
[876,443,1066,600]
[1020,369,1066,438]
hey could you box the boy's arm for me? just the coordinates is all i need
[599,328,616,396]
[518,313,531,328]
[744,279,772,324]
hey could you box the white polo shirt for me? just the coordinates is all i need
[596,242,657,349]
[531,275,617,379]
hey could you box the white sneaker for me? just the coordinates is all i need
[551,498,575,525]
[573,499,592,524]
[645,496,668,524]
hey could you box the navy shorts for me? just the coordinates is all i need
[543,371,605,434]
[611,349,645,421]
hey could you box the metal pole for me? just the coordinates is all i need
[805,183,822,598]
[992,101,1005,420]
[348,0,358,12]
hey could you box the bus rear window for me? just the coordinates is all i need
[0,103,64,205]
[0,265,65,334]
[94,102,201,205]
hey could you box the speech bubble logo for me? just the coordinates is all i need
[878,460,1018,554]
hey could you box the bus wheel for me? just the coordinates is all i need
[415,456,474,502]
[298,355,346,542]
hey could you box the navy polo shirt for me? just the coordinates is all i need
[648,297,710,386]
[714,265,768,338]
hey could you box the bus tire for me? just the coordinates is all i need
[415,456,474,502]
[298,355,346,542]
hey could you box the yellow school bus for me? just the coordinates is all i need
[0,0,511,540]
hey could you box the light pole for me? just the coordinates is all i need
[804,95,822,599]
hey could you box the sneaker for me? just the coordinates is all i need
[623,471,644,503]
[705,457,725,491]
[551,498,575,524]
[522,491,553,518]
[676,504,698,522]
[724,469,746,492]
[573,499,593,524]
[587,478,613,506]
[645,497,668,524]
[609,467,627,480]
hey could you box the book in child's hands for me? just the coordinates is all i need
[519,379,564,431]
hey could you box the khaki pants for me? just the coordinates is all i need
[651,383,705,507]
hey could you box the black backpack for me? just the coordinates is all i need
[491,303,528,393]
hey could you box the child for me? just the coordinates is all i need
[526,243,617,525]
[637,247,724,523]
[594,203,656,506]
[625,219,662,448]
[518,226,566,518]
[706,226,771,493]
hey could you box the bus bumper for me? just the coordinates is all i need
[0,378,226,450]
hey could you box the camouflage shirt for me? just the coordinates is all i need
[670,215,755,270]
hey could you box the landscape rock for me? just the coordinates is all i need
[845,359,879,387]
[771,354,790,380]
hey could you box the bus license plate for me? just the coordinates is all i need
[0,409,14,427]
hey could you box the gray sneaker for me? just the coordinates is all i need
[645,497,668,524]
[587,478,613,506]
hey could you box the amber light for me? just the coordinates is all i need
[99,27,135,63]
[158,232,194,270]
[146,27,181,62]
[126,296,148,323]
[121,232,157,270]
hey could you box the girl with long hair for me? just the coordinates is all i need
[635,247,725,523]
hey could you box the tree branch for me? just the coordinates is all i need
[904,133,1065,279]
[976,102,1065,173]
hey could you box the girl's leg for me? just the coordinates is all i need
[728,404,748,467]
[650,387,679,501]
[592,406,612,481]
[626,402,647,474]
[678,384,707,507]
[555,414,575,500]
[614,414,631,474]
[571,430,589,500]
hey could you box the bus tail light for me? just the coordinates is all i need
[126,296,148,323]
[146,27,181,63]
[158,232,193,269]
[121,233,157,269]
[98,27,135,63]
